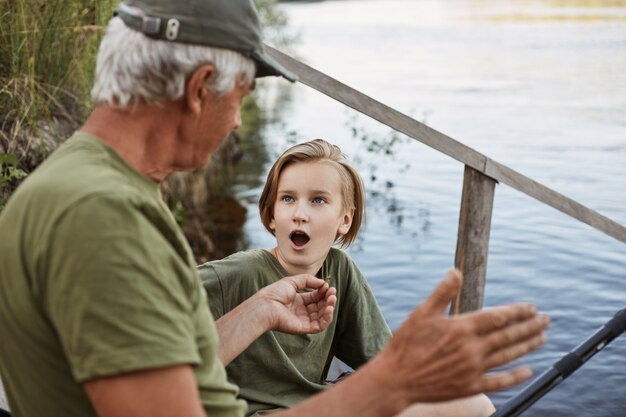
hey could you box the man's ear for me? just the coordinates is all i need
[337,208,354,236]
[185,64,215,116]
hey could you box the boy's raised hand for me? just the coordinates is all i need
[259,275,337,335]
[215,275,336,366]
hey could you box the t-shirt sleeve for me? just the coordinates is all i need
[44,195,202,382]
[198,263,226,319]
[335,257,392,370]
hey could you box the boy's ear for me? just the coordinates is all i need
[337,208,354,236]
[186,64,215,116]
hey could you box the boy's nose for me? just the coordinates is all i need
[292,202,309,222]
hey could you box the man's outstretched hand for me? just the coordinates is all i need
[378,269,550,404]
[259,275,337,335]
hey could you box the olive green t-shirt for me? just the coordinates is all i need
[199,249,392,415]
[0,133,246,417]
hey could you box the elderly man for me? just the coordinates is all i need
[0,1,549,417]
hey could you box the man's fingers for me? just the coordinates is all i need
[478,366,534,393]
[470,303,540,334]
[485,313,550,349]
[484,332,547,370]
[421,269,462,315]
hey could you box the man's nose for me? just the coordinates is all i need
[234,108,242,130]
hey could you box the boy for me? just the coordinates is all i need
[200,140,495,416]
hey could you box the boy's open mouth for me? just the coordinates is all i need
[290,231,310,247]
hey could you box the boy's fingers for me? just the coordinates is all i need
[287,274,325,292]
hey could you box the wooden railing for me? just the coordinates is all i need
[266,45,626,314]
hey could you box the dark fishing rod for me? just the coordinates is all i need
[491,308,626,417]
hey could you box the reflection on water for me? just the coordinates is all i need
[239,0,626,415]
[462,0,626,21]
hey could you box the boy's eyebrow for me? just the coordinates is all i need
[276,189,333,196]
[311,190,332,196]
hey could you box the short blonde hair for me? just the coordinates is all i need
[259,139,365,247]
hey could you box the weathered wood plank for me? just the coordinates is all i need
[485,159,626,244]
[451,166,496,314]
[265,44,626,245]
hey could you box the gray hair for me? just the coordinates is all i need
[91,17,256,108]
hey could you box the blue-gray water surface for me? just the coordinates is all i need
[242,1,626,415]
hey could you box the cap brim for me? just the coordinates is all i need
[251,50,297,83]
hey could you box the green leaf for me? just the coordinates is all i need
[0,153,19,167]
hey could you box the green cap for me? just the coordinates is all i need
[114,0,297,82]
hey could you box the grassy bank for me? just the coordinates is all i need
[0,0,116,208]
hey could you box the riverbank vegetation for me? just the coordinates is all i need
[0,0,292,261]
[0,0,116,209]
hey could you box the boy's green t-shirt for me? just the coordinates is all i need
[199,248,392,415]
[0,133,246,417]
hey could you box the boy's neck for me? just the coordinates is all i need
[269,247,324,277]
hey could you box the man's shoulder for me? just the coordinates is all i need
[17,133,153,204]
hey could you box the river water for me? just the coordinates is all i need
[238,0,626,415]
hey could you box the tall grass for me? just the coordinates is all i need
[0,0,115,144]
[0,0,116,208]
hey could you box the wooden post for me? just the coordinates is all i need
[450,165,497,315]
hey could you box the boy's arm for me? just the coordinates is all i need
[215,274,337,365]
